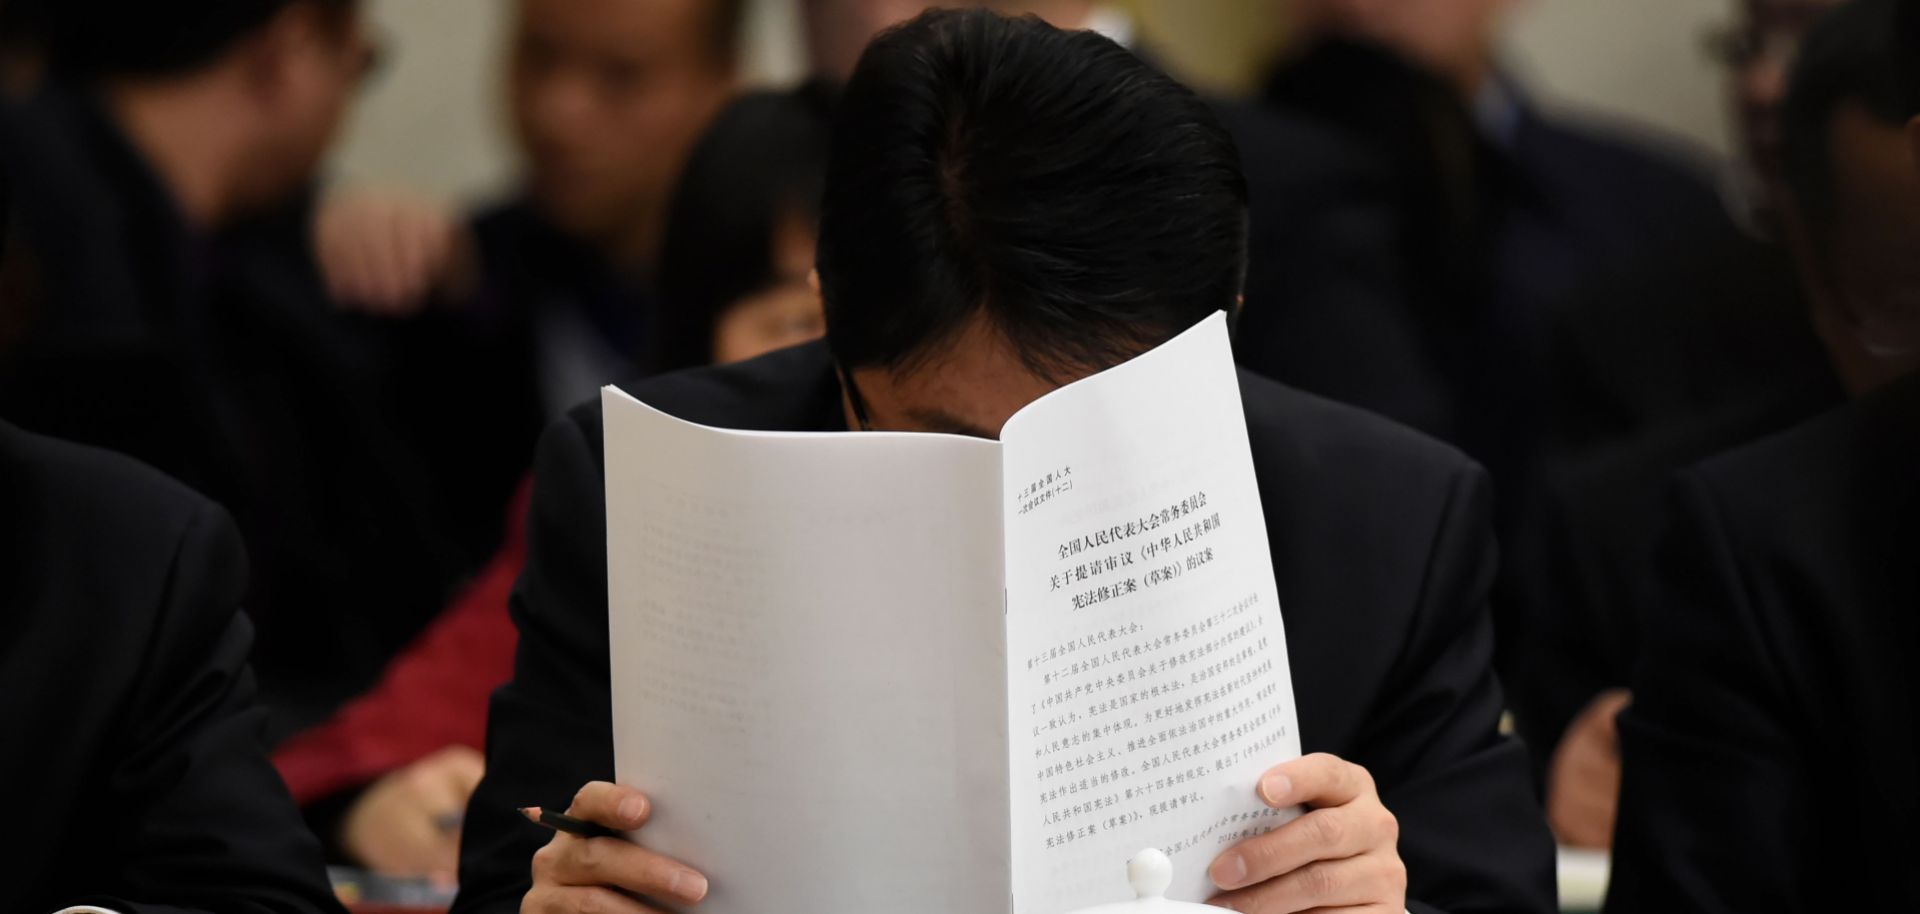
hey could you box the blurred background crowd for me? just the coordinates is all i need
[1,0,1913,910]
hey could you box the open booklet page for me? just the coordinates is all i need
[603,390,1013,914]
[1000,312,1302,912]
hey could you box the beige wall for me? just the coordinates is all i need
[1504,0,1736,159]
[326,0,1741,204]
[329,0,513,202]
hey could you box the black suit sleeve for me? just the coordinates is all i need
[1500,481,1638,785]
[1605,477,1804,914]
[1363,468,1557,914]
[66,503,345,914]
[454,414,613,914]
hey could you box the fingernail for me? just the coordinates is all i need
[1257,773,1291,807]
[671,868,709,902]
[618,795,648,823]
[1209,852,1248,889]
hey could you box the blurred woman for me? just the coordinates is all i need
[271,85,834,880]
[655,83,834,370]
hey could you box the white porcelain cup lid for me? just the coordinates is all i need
[1061,849,1231,914]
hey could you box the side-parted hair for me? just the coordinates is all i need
[1901,0,1920,110]
[656,82,837,372]
[1780,0,1912,234]
[23,0,355,79]
[815,8,1248,381]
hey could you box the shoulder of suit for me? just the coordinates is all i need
[1695,377,1914,479]
[1236,367,1480,483]
[1687,376,1920,532]
[0,420,214,537]
[564,353,1480,491]
[563,341,837,448]
[1521,108,1724,211]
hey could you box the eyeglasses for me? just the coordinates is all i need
[1700,11,1825,70]
[355,30,390,86]
[836,361,874,431]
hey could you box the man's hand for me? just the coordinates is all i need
[1207,753,1406,913]
[313,187,468,316]
[341,745,485,880]
[522,781,710,913]
[1547,688,1631,849]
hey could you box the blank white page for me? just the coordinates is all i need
[999,313,1303,912]
[603,388,1011,914]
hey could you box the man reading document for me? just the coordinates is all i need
[453,10,1553,914]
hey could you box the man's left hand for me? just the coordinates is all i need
[1207,753,1406,913]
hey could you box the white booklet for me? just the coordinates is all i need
[603,311,1301,914]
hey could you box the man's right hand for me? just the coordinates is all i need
[523,781,710,913]
[1547,688,1631,849]
[313,187,468,317]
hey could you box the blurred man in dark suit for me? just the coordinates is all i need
[311,0,741,560]
[1605,1,1920,908]
[1503,0,1851,849]
[454,11,1553,914]
[0,0,481,737]
[1253,0,1746,484]
[1544,0,1848,453]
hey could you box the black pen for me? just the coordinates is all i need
[518,805,624,840]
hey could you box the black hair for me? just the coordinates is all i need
[26,0,355,79]
[1902,0,1920,110]
[655,82,836,372]
[815,8,1248,381]
[1781,0,1913,234]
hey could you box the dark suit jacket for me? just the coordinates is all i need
[0,85,469,735]
[379,200,664,577]
[1218,102,1455,440]
[1606,374,1920,912]
[1251,41,1760,503]
[453,341,1555,914]
[0,422,344,914]
[1500,381,1841,776]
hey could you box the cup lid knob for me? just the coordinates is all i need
[1128,848,1173,899]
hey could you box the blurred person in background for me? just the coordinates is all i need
[0,0,474,737]
[1253,8,1829,822]
[0,146,345,913]
[1545,0,1848,449]
[1500,0,1850,849]
[271,85,834,881]
[314,0,741,565]
[1606,1,1920,906]
[1256,0,1742,497]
